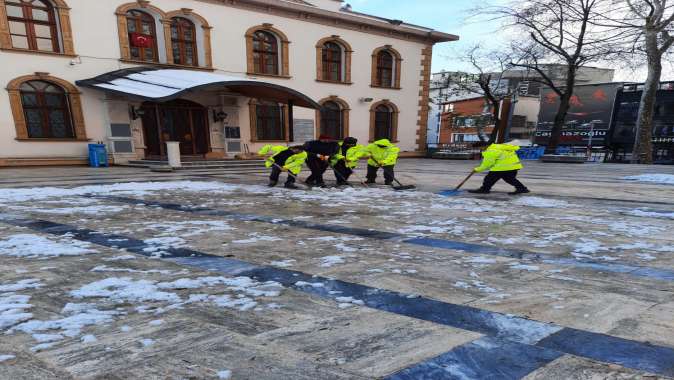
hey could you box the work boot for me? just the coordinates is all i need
[284,183,299,190]
[468,188,490,194]
[385,181,393,186]
[508,188,531,195]
[365,180,376,185]
[268,181,277,187]
[316,182,327,188]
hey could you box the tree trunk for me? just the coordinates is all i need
[546,65,577,154]
[487,100,501,144]
[632,31,662,164]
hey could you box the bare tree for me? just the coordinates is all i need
[447,45,518,143]
[622,1,674,164]
[494,0,626,153]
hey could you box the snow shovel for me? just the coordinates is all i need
[371,158,416,191]
[439,171,475,196]
[271,163,309,190]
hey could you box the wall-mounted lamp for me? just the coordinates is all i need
[213,110,228,122]
[129,105,145,120]
[360,97,374,103]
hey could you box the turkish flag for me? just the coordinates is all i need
[130,32,153,48]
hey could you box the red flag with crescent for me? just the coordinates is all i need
[130,33,153,48]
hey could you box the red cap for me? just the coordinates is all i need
[318,134,333,140]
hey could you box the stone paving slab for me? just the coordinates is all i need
[0,160,673,379]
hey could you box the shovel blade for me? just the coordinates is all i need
[393,185,416,191]
[438,189,463,196]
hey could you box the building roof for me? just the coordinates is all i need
[76,67,322,109]
[231,0,458,43]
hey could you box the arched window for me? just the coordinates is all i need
[374,104,393,140]
[255,100,285,141]
[320,101,343,140]
[322,42,342,82]
[376,51,394,88]
[126,9,158,62]
[170,17,197,66]
[5,0,59,52]
[19,80,74,138]
[252,30,279,75]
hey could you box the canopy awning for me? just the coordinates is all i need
[76,67,321,109]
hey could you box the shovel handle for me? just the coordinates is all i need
[272,163,297,179]
[455,171,476,191]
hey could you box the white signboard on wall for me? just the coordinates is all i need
[293,119,314,144]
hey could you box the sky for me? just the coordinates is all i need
[348,0,670,82]
[348,0,511,73]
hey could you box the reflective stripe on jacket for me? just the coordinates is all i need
[258,145,289,168]
[474,144,523,173]
[366,139,400,167]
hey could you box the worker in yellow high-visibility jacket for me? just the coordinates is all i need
[469,143,530,195]
[258,145,307,189]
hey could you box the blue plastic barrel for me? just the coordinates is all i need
[88,144,109,167]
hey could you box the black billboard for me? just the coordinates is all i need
[535,83,622,146]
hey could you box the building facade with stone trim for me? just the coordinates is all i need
[0,0,456,166]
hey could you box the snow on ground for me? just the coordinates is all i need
[137,220,234,237]
[217,369,232,379]
[0,355,15,362]
[0,294,33,329]
[512,197,570,208]
[0,279,43,292]
[625,209,674,220]
[0,181,240,204]
[0,234,96,259]
[232,233,282,244]
[623,174,674,185]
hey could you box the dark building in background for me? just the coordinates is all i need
[607,83,674,164]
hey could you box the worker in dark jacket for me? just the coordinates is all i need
[303,135,340,187]
[258,145,307,189]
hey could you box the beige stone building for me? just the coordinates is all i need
[0,0,456,166]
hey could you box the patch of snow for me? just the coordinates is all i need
[217,370,232,379]
[149,319,163,326]
[32,333,64,343]
[0,279,43,292]
[103,255,137,261]
[466,256,497,264]
[294,281,325,288]
[232,233,281,244]
[508,263,540,272]
[81,334,97,343]
[513,197,569,208]
[0,294,33,330]
[623,174,674,185]
[71,277,181,303]
[320,255,346,267]
[270,259,295,268]
[625,209,674,220]
[0,181,239,203]
[0,355,15,362]
[0,234,96,259]
[140,338,154,347]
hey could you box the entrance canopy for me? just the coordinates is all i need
[76,67,321,109]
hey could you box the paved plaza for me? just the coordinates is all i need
[0,160,673,379]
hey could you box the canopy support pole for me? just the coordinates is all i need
[288,100,294,143]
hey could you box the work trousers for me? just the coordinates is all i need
[306,156,329,185]
[482,170,527,191]
[270,166,296,186]
[367,165,395,184]
[333,161,353,184]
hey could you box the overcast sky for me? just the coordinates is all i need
[349,0,672,82]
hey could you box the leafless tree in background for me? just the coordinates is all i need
[449,45,518,143]
[492,0,627,153]
[611,1,674,164]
